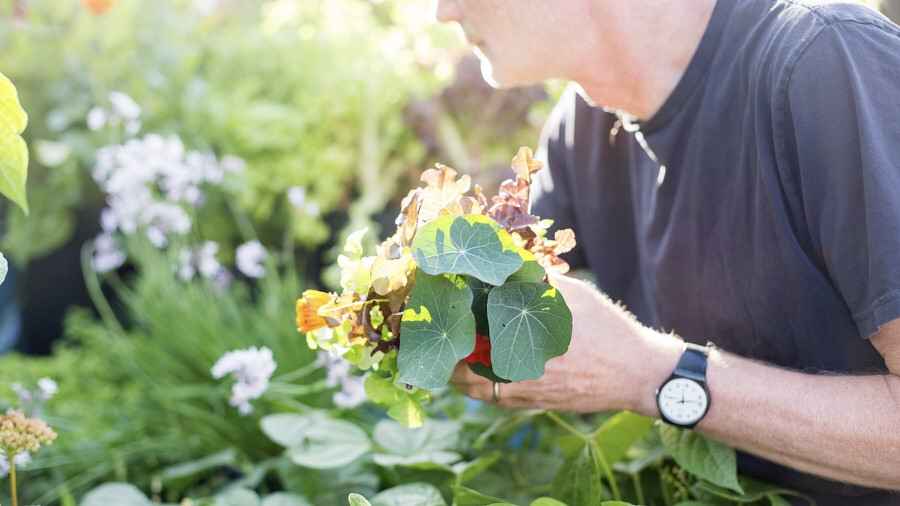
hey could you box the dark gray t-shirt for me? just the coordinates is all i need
[531,1,900,504]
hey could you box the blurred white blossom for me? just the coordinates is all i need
[108,91,142,120]
[37,378,57,400]
[177,241,224,281]
[91,132,245,268]
[316,352,366,409]
[211,346,276,415]
[86,107,108,131]
[236,241,267,279]
[92,233,127,273]
[287,186,321,216]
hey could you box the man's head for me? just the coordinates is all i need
[435,0,596,87]
[435,0,718,119]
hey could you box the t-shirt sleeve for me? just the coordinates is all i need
[531,89,588,270]
[784,21,900,338]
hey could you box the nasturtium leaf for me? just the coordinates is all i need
[285,416,371,469]
[592,411,654,466]
[370,483,447,506]
[81,483,151,506]
[260,493,311,506]
[487,282,572,381]
[659,425,743,494]
[412,215,523,286]
[507,260,546,283]
[373,419,462,467]
[216,488,261,506]
[0,252,7,286]
[261,413,318,447]
[398,271,476,389]
[0,73,29,214]
[348,494,373,506]
[531,499,568,506]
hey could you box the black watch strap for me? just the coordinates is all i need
[673,342,709,383]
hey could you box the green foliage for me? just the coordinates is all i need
[399,271,477,389]
[659,425,743,494]
[80,483,151,506]
[486,282,572,382]
[0,72,29,214]
[412,215,524,286]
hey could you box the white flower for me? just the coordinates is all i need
[287,186,307,208]
[37,378,57,401]
[236,241,267,279]
[86,107,108,131]
[92,234,127,273]
[108,91,142,120]
[196,242,222,279]
[333,375,366,409]
[211,346,276,415]
[0,451,31,478]
[221,155,246,174]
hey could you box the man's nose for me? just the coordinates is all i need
[435,0,462,23]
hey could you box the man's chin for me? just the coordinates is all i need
[476,54,535,89]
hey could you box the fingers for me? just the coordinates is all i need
[450,362,493,401]
[450,362,548,407]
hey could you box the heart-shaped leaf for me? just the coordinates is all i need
[487,282,572,381]
[398,271,475,389]
[285,416,371,469]
[412,215,522,286]
[371,483,447,506]
[0,73,29,214]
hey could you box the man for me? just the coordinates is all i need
[440,1,900,505]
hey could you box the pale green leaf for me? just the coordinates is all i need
[261,493,312,506]
[216,488,261,506]
[364,373,428,428]
[370,483,447,506]
[261,413,319,447]
[286,416,371,469]
[0,73,28,214]
[592,412,654,466]
[487,282,572,381]
[531,499,568,506]
[373,419,461,467]
[412,215,523,286]
[348,493,373,506]
[659,425,743,494]
[81,483,151,506]
[398,270,475,389]
[452,485,510,506]
[552,445,608,506]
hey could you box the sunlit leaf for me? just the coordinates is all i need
[487,282,572,381]
[398,271,475,389]
[412,215,523,286]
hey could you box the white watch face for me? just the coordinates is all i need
[658,378,709,425]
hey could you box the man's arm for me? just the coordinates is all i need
[452,275,900,491]
[634,316,900,490]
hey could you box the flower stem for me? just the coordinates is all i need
[544,411,586,441]
[9,452,18,506]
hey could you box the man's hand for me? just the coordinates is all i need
[451,274,681,412]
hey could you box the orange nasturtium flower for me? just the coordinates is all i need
[81,0,116,15]
[296,290,332,333]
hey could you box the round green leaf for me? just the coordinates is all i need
[287,417,371,469]
[487,282,573,381]
[261,492,312,506]
[216,488,261,506]
[398,271,476,389]
[81,483,151,506]
[412,215,523,286]
[261,413,316,447]
[371,483,447,506]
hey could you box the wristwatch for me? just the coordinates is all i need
[655,342,711,429]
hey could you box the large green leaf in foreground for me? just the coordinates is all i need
[0,72,29,214]
[487,282,572,381]
[659,424,743,494]
[412,215,522,286]
[399,271,476,389]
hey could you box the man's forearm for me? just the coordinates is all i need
[630,336,900,490]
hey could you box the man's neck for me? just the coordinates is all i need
[574,0,718,121]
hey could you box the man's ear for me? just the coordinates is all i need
[871,318,900,374]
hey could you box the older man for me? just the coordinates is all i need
[441,1,900,504]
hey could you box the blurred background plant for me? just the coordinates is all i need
[0,0,893,504]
